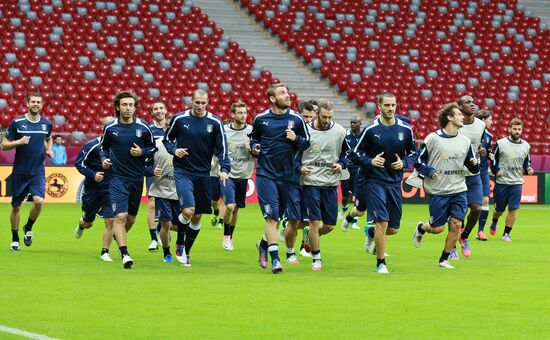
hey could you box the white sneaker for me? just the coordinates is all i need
[75,226,83,239]
[341,217,350,232]
[364,235,375,254]
[148,239,159,251]
[377,263,389,273]
[10,241,20,251]
[23,230,33,247]
[338,208,348,220]
[122,254,133,268]
[222,235,232,250]
[229,238,235,251]
[299,248,312,257]
[312,260,322,271]
[286,255,299,264]
[100,252,113,262]
[438,260,455,269]
[412,222,424,248]
[175,245,187,264]
[350,221,360,230]
[156,231,163,247]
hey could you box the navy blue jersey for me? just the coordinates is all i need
[6,115,52,175]
[479,130,493,174]
[75,137,110,191]
[163,110,230,177]
[100,118,155,180]
[345,129,362,171]
[349,117,416,185]
[248,108,310,181]
[149,122,165,140]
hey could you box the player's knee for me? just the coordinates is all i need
[482,197,489,206]
[431,226,444,234]
[354,209,364,217]
[115,212,128,222]
[449,219,462,232]
[387,227,398,235]
[470,204,482,213]
[182,208,194,219]
[225,203,236,213]
[33,196,45,206]
[11,205,21,213]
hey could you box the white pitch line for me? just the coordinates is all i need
[0,325,60,340]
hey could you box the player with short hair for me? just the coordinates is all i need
[249,83,310,273]
[163,89,230,267]
[220,101,255,250]
[300,99,349,270]
[344,92,417,273]
[475,109,494,241]
[145,101,168,251]
[489,118,533,241]
[455,95,486,257]
[338,115,362,228]
[2,93,53,251]
[74,116,116,261]
[412,103,479,269]
[100,91,156,269]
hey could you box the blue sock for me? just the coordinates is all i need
[478,207,489,231]
[366,226,375,238]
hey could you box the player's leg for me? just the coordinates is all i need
[438,193,467,268]
[477,172,491,240]
[342,178,366,232]
[182,176,212,266]
[284,184,302,262]
[210,177,221,228]
[146,196,160,251]
[100,217,114,262]
[109,177,135,268]
[365,182,391,273]
[339,179,351,219]
[20,175,46,247]
[489,183,507,235]
[413,195,450,248]
[502,184,522,241]
[303,186,323,270]
[255,176,283,272]
[221,178,236,250]
[459,176,483,255]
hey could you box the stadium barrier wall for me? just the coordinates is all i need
[0,167,546,204]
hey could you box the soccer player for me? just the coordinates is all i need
[455,95,485,257]
[220,101,255,250]
[163,89,230,267]
[344,92,416,273]
[101,91,156,269]
[249,83,310,273]
[300,99,348,270]
[338,115,362,229]
[74,116,116,262]
[475,109,494,241]
[489,118,533,241]
[145,101,168,251]
[284,100,315,262]
[2,93,53,251]
[412,103,479,269]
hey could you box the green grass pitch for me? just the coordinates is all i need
[1,203,549,339]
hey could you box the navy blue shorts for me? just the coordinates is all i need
[220,177,248,208]
[11,173,46,207]
[145,176,154,196]
[211,176,221,201]
[428,192,467,227]
[285,183,307,221]
[110,176,143,216]
[340,167,358,197]
[256,175,289,221]
[494,183,522,212]
[303,186,338,225]
[82,188,113,222]
[465,175,483,206]
[356,180,402,228]
[480,172,491,197]
[175,173,212,214]
[155,197,181,222]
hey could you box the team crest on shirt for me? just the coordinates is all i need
[41,124,47,131]
[438,152,449,163]
[136,129,142,137]
[206,124,213,133]
[506,154,516,161]
[397,132,404,141]
[287,120,295,129]
[309,144,322,157]
[264,204,271,214]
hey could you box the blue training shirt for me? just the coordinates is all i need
[345,129,362,174]
[75,137,110,192]
[6,115,52,175]
[163,110,230,177]
[479,130,493,174]
[149,121,165,140]
[349,117,416,185]
[248,108,310,181]
[100,118,155,180]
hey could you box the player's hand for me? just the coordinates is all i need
[478,145,487,157]
[219,171,229,186]
[430,171,440,179]
[45,149,54,158]
[300,165,313,175]
[174,148,188,158]
[154,164,162,177]
[102,159,112,169]
[18,136,30,146]
[391,154,403,170]
[94,171,104,182]
[371,152,385,168]
[527,167,534,175]
[251,144,261,156]
[470,157,478,166]
[245,141,251,152]
[496,170,503,177]
[489,153,495,161]
[330,162,342,173]
[285,128,296,141]
[130,143,142,157]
